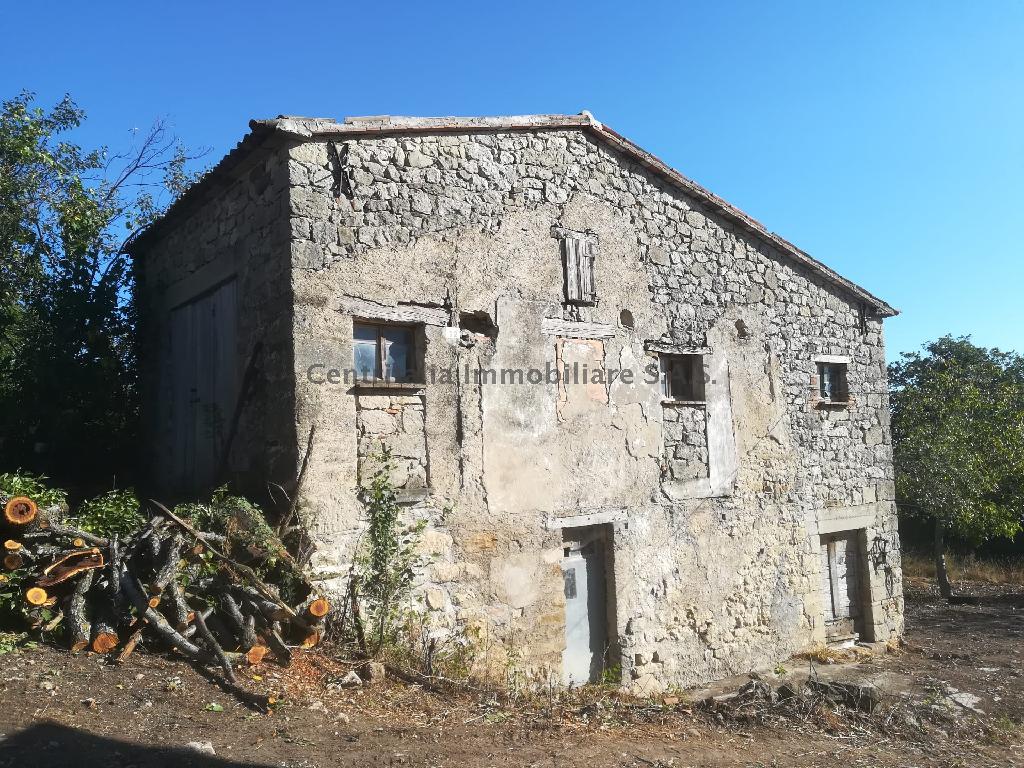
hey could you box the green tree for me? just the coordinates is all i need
[890,336,1024,599]
[0,91,201,493]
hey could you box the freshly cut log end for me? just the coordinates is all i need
[3,539,21,551]
[70,638,90,653]
[4,497,37,526]
[246,645,269,665]
[25,586,48,605]
[147,596,161,609]
[3,553,23,570]
[91,631,119,654]
[300,630,321,649]
[72,538,85,548]
[307,598,330,619]
[91,616,120,654]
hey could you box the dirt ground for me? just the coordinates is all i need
[1,578,1022,768]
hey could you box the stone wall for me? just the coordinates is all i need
[663,405,709,482]
[133,139,295,500]
[283,124,903,690]
[137,118,903,691]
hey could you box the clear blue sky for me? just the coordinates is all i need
[5,1,1022,358]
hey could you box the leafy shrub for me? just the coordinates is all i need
[177,487,302,600]
[72,489,144,536]
[0,569,28,624]
[0,472,67,508]
[183,486,280,556]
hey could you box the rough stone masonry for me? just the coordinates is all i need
[130,112,904,693]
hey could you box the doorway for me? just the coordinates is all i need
[819,530,866,644]
[561,525,613,685]
[167,279,238,493]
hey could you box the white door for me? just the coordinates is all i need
[561,540,607,685]
[168,280,238,493]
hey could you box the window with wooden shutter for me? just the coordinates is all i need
[562,236,596,305]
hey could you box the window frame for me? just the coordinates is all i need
[352,320,420,384]
[659,353,706,404]
[815,360,850,404]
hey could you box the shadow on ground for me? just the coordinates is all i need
[0,721,272,768]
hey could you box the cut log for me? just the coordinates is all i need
[220,592,259,649]
[3,553,23,570]
[236,592,291,623]
[266,621,291,662]
[245,644,268,665]
[119,571,210,660]
[233,585,315,631]
[4,496,37,526]
[165,580,192,631]
[45,523,107,547]
[37,548,104,587]
[72,538,85,548]
[25,586,48,605]
[4,539,21,551]
[307,597,330,619]
[151,500,309,628]
[116,625,145,663]
[66,570,94,652]
[150,533,184,594]
[107,534,124,617]
[42,608,64,633]
[300,629,321,649]
[246,605,291,662]
[182,607,212,639]
[91,620,119,654]
[193,607,236,683]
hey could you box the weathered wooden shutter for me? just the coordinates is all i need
[563,237,596,304]
[580,239,596,303]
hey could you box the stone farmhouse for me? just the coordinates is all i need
[129,112,904,692]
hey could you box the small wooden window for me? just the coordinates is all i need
[563,237,596,305]
[660,354,705,402]
[817,362,849,402]
[353,321,418,382]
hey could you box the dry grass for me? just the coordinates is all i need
[796,644,857,664]
[902,551,1024,585]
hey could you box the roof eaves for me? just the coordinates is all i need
[124,122,282,255]
[584,122,899,318]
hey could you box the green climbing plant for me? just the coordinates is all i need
[356,448,426,657]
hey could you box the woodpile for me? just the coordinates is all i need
[1,493,329,706]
